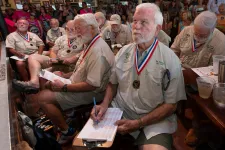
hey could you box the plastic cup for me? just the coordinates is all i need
[213,83,225,107]
[213,55,225,74]
[196,77,216,99]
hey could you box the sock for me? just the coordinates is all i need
[61,127,75,135]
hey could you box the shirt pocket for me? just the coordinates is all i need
[116,62,133,89]
[139,68,164,108]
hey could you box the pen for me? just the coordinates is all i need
[93,97,99,125]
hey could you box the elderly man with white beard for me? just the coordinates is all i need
[91,3,186,150]
[46,19,66,48]
[12,20,84,93]
[101,14,132,46]
[6,18,44,81]
[14,14,115,145]
[94,11,110,33]
[171,11,225,68]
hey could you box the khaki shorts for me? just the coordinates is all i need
[55,91,105,110]
[135,131,172,150]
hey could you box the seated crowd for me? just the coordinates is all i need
[4,0,225,149]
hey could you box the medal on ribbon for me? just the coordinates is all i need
[133,38,158,89]
[79,35,100,65]
[68,39,75,48]
[17,32,30,42]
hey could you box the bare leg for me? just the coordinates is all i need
[37,89,68,130]
[28,54,50,86]
[139,144,168,150]
[16,61,29,81]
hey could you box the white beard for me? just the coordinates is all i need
[18,26,28,32]
[80,33,92,45]
[132,27,156,44]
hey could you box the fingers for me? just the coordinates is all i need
[90,105,106,122]
[115,119,126,126]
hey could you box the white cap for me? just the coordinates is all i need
[110,14,121,25]
[194,11,217,30]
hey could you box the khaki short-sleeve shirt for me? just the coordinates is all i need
[52,35,83,59]
[46,27,66,43]
[157,30,171,47]
[171,26,225,68]
[110,41,187,140]
[101,24,133,45]
[6,31,44,55]
[70,37,115,93]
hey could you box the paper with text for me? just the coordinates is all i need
[10,55,29,61]
[191,66,218,83]
[39,69,71,84]
[77,108,123,141]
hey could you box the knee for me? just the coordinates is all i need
[28,54,39,62]
[38,89,56,106]
[139,144,168,150]
[16,61,26,68]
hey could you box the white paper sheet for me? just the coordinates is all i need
[77,108,123,142]
[10,55,29,61]
[39,69,71,84]
[191,66,218,83]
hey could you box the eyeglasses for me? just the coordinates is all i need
[65,27,75,32]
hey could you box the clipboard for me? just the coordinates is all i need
[72,133,114,149]
[72,108,123,149]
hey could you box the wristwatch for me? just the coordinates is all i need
[62,84,68,92]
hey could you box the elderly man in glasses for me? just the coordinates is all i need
[6,18,44,81]
[91,3,186,150]
[12,20,84,92]
[171,11,225,68]
[13,14,115,145]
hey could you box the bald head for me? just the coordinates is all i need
[66,20,76,39]
[50,18,59,29]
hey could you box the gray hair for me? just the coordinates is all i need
[136,3,163,26]
[50,18,59,26]
[17,18,29,25]
[194,11,217,31]
[95,12,106,21]
[74,13,99,34]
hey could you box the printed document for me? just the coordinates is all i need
[77,108,123,141]
[191,66,218,82]
[10,55,29,61]
[39,69,71,84]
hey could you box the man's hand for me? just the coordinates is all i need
[17,52,25,58]
[47,58,59,66]
[90,103,108,123]
[53,71,64,77]
[51,79,64,91]
[115,119,139,135]
[48,42,55,47]
[62,57,77,65]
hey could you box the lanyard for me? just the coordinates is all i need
[134,38,158,75]
[17,31,30,42]
[68,38,75,48]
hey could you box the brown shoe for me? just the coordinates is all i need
[185,128,198,146]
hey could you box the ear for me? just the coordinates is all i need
[155,25,162,37]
